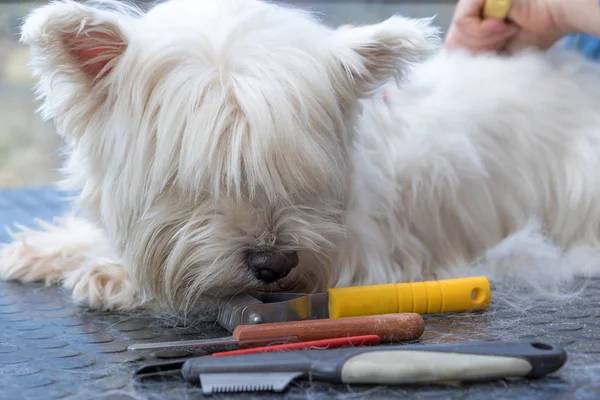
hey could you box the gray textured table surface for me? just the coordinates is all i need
[1,187,600,400]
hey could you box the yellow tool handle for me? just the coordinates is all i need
[483,0,512,19]
[327,276,491,319]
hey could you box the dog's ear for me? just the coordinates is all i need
[20,0,141,136]
[329,16,441,97]
[21,0,137,84]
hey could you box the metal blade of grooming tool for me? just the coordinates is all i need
[199,372,303,395]
[127,335,299,351]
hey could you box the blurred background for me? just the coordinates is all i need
[0,0,458,188]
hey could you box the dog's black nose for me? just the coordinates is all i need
[246,250,299,283]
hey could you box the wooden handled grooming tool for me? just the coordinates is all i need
[128,313,424,351]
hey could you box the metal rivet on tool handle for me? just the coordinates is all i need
[249,313,264,325]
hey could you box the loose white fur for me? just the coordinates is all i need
[2,0,600,314]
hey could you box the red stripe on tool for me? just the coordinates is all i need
[211,335,381,357]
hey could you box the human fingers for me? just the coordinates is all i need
[477,20,520,46]
[446,21,518,53]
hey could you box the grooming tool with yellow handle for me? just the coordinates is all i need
[216,276,491,332]
[483,0,512,19]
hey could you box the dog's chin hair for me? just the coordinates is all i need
[124,196,344,313]
[152,261,332,319]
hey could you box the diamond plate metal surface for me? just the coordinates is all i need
[1,187,600,400]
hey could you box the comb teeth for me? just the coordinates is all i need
[212,383,275,393]
[200,372,303,395]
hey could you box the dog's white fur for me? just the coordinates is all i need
[2,0,600,313]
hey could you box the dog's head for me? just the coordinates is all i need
[21,0,439,311]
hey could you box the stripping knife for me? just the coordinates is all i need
[128,312,424,351]
[217,276,491,332]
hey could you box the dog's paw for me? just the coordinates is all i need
[0,217,109,285]
[0,223,84,284]
[0,238,60,284]
[62,263,142,311]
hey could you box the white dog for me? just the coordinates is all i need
[2,0,600,314]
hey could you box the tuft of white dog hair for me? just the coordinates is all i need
[2,0,600,315]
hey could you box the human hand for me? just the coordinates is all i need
[445,0,567,54]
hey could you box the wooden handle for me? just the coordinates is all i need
[232,313,424,344]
